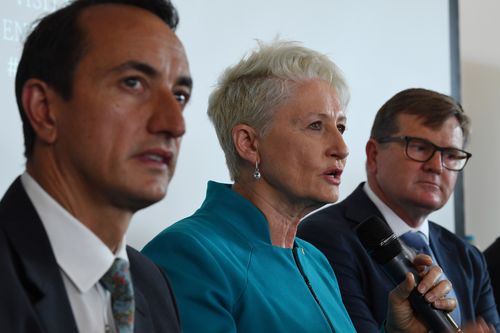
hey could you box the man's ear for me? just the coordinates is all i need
[232,124,260,164]
[21,79,59,145]
[365,138,379,174]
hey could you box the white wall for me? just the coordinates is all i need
[459,0,500,250]
[0,0,455,249]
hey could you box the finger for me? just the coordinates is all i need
[431,296,456,312]
[390,271,416,304]
[412,253,434,268]
[424,279,452,303]
[417,264,443,294]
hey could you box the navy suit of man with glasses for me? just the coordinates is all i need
[298,88,500,332]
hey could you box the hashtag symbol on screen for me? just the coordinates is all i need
[7,57,19,78]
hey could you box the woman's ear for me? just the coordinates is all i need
[232,124,260,164]
[365,138,379,174]
[21,79,59,145]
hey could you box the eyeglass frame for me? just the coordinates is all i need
[376,135,472,171]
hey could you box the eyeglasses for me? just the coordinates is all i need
[377,136,472,171]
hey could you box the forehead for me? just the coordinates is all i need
[76,4,189,77]
[396,113,464,147]
[276,79,344,120]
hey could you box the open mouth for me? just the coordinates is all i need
[136,149,173,168]
[144,153,167,163]
[324,169,343,184]
[326,169,342,178]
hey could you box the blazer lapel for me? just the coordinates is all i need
[127,248,154,333]
[0,178,78,333]
[132,286,150,332]
[428,224,467,305]
[344,183,384,225]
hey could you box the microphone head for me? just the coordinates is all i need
[356,216,402,264]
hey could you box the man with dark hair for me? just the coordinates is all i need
[0,0,192,332]
[298,88,500,332]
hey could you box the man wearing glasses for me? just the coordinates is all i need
[298,88,500,332]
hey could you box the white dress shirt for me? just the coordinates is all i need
[21,172,129,333]
[363,182,430,244]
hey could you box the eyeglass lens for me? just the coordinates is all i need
[406,138,468,170]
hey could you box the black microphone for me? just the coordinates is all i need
[356,215,460,333]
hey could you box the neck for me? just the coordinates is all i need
[233,180,316,248]
[27,157,131,252]
[367,179,427,228]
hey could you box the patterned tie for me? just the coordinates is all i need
[400,231,461,326]
[100,258,135,333]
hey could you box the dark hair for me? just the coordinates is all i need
[370,88,470,144]
[15,0,179,159]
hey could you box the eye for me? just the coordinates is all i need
[122,77,143,90]
[174,91,190,106]
[337,124,346,134]
[408,139,431,152]
[443,149,467,161]
[308,121,322,130]
[414,143,430,152]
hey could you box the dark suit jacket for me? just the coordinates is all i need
[298,182,500,332]
[0,178,181,333]
[484,237,500,319]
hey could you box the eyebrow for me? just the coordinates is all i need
[111,60,159,77]
[110,60,193,89]
[336,112,347,123]
[177,76,193,90]
[315,111,347,122]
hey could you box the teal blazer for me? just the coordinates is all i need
[143,181,356,333]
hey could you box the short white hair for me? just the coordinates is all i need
[207,39,349,180]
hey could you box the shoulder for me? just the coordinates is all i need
[430,222,486,268]
[143,214,250,265]
[127,246,175,294]
[484,238,500,264]
[298,203,364,252]
[484,238,500,286]
[142,214,253,291]
[299,184,371,236]
[299,203,354,239]
[127,246,165,278]
[430,222,477,251]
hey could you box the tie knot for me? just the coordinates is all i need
[400,231,430,255]
[101,258,131,293]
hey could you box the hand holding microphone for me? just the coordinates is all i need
[385,254,460,333]
[356,216,460,333]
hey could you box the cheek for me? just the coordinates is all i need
[443,173,458,192]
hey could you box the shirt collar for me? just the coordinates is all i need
[363,182,429,243]
[21,172,129,292]
[201,181,273,246]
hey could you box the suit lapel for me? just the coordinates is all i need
[132,285,149,332]
[344,183,384,225]
[428,224,466,305]
[0,178,78,333]
[127,247,152,333]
